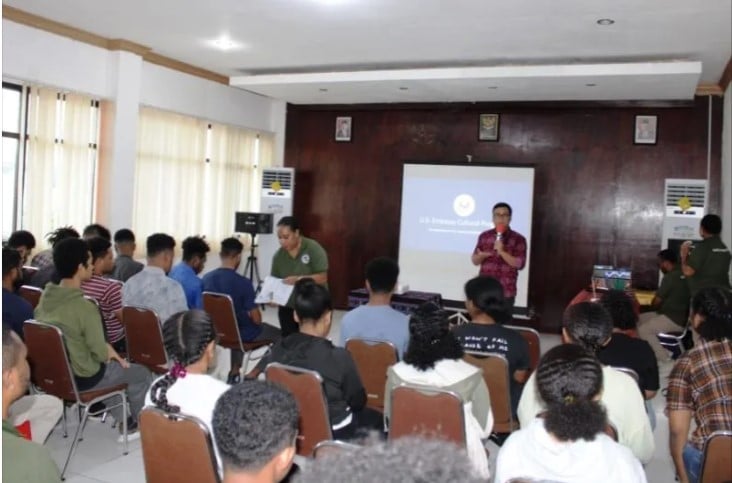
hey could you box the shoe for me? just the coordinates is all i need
[227,373,241,384]
[87,402,107,421]
[117,417,140,443]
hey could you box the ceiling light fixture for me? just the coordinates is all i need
[488,86,498,89]
[585,83,597,87]
[399,87,408,90]
[319,88,328,92]
[596,18,615,26]
[208,36,244,51]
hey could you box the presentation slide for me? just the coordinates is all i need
[398,163,535,309]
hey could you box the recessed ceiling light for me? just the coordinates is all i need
[488,86,498,89]
[596,18,615,26]
[585,83,597,87]
[399,87,408,91]
[207,36,245,51]
[319,88,328,92]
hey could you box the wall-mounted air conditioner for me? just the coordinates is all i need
[256,168,295,279]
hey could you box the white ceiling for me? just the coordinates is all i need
[4,0,731,104]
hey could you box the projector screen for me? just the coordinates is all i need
[398,163,535,310]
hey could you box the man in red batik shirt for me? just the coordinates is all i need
[471,202,527,311]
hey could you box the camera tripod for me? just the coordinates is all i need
[244,232,263,294]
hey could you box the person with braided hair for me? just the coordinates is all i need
[145,310,229,471]
[384,302,493,479]
[495,344,647,483]
[517,302,654,463]
[667,287,732,483]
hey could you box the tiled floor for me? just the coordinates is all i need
[46,310,676,483]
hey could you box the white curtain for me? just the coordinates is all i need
[23,87,98,247]
[133,107,274,255]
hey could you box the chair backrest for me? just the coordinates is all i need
[700,430,732,483]
[345,338,398,410]
[312,440,361,459]
[202,292,243,351]
[610,366,640,384]
[463,351,516,433]
[19,285,43,309]
[265,362,332,457]
[389,384,466,447]
[139,407,220,483]
[122,306,168,370]
[604,422,619,441]
[23,320,80,402]
[504,324,541,372]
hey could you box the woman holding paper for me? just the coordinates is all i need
[271,216,329,337]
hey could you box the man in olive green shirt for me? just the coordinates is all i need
[271,216,328,336]
[34,238,152,439]
[2,328,62,483]
[638,249,691,362]
[682,214,731,296]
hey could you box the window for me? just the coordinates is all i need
[133,107,274,253]
[2,82,25,239]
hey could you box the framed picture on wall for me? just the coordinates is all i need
[335,116,352,142]
[634,115,658,145]
[478,114,500,141]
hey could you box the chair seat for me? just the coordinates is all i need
[78,384,128,403]
[242,339,273,351]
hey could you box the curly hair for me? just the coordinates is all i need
[403,302,463,371]
[213,380,298,473]
[149,310,216,413]
[562,302,613,354]
[181,236,210,261]
[599,290,637,330]
[536,344,606,442]
[692,287,732,342]
[7,230,36,251]
[464,275,511,324]
[46,226,79,247]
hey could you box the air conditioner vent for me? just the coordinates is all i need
[664,182,706,208]
[262,170,293,190]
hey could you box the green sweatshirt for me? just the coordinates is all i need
[34,283,108,377]
[2,419,62,482]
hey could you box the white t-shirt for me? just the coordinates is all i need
[144,374,229,471]
[517,365,655,464]
[495,417,647,483]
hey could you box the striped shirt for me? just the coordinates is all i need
[666,338,732,449]
[81,275,124,343]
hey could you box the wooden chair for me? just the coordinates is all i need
[463,351,518,434]
[202,292,273,371]
[265,362,332,456]
[345,338,398,410]
[23,320,130,478]
[21,265,38,283]
[121,306,168,374]
[139,407,220,483]
[19,284,43,309]
[312,440,361,459]
[700,430,732,483]
[504,324,541,373]
[388,384,466,447]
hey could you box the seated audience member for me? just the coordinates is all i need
[2,329,62,482]
[202,237,280,383]
[517,302,654,464]
[111,228,143,282]
[146,310,229,471]
[598,290,659,402]
[214,380,298,483]
[7,230,36,266]
[30,226,79,288]
[122,233,187,324]
[453,275,530,416]
[338,257,409,358]
[82,223,111,241]
[667,287,732,483]
[495,344,647,483]
[169,236,210,310]
[252,279,382,440]
[81,237,126,352]
[34,238,152,440]
[295,437,484,483]
[385,302,493,479]
[2,248,34,338]
[638,249,691,363]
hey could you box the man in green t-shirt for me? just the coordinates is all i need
[271,216,328,337]
[2,328,62,483]
[638,249,691,363]
[681,214,731,296]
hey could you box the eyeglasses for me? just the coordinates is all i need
[493,212,510,218]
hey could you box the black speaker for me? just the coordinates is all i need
[235,212,273,234]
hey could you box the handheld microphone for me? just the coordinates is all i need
[496,223,507,241]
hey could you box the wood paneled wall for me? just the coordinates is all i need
[283,97,723,331]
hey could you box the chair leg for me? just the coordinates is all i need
[121,393,129,455]
[61,404,90,479]
[62,405,68,438]
[242,350,252,375]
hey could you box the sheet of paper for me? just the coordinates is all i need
[255,276,294,305]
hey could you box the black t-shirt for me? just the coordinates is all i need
[452,323,530,415]
[597,333,659,393]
